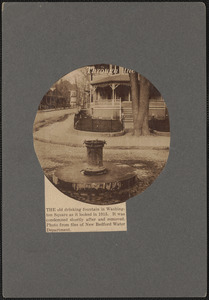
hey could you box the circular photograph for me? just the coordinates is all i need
[33,64,170,205]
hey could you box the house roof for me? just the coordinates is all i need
[91,74,137,85]
[90,74,162,98]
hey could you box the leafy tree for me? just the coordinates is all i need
[55,79,71,102]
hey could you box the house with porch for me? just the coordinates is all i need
[74,64,169,132]
[87,64,167,128]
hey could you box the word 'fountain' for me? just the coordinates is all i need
[52,139,139,205]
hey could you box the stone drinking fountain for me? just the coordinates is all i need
[52,139,139,204]
[82,140,107,176]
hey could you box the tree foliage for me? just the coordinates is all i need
[54,80,73,101]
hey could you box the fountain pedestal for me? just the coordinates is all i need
[83,140,107,176]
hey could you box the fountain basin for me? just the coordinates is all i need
[52,162,139,204]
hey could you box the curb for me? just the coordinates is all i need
[33,136,169,151]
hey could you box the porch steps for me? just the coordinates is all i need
[122,108,133,122]
[121,102,132,121]
[122,104,133,129]
[121,102,133,129]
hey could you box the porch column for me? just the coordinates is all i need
[90,86,92,103]
[119,66,123,74]
[93,87,97,101]
[128,88,131,102]
[90,86,97,103]
[111,84,115,105]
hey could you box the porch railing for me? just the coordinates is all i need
[91,98,121,107]
[89,98,122,120]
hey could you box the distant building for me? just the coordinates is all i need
[39,87,69,110]
[70,90,77,107]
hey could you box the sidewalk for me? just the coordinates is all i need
[33,114,170,150]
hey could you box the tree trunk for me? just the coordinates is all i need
[129,73,150,136]
[140,75,150,135]
[129,72,140,135]
[142,107,150,135]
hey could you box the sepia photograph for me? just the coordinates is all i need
[33,64,170,205]
[3,2,206,297]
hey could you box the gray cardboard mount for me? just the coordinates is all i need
[2,2,206,298]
